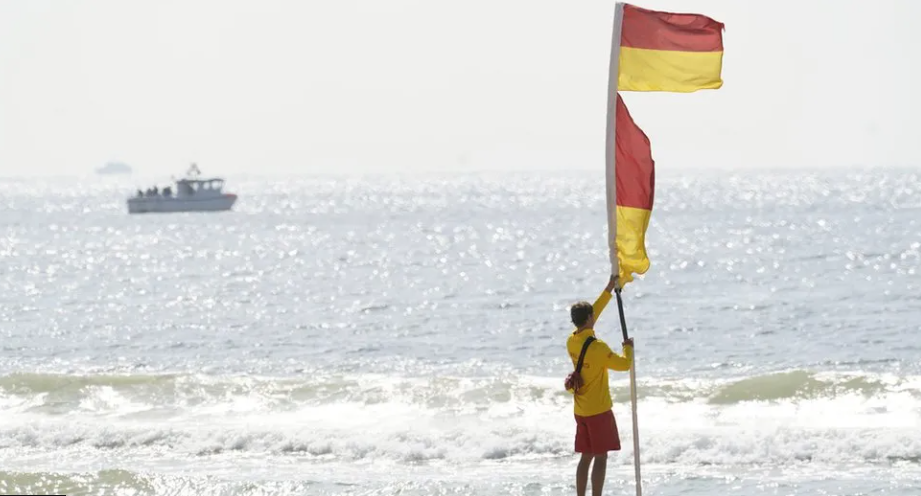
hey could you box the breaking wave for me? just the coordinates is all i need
[1,369,919,468]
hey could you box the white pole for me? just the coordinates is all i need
[614,290,642,496]
[604,2,625,277]
[605,4,643,496]
[629,348,642,496]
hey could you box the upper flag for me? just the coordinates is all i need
[617,3,725,92]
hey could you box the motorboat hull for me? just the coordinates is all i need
[127,194,237,214]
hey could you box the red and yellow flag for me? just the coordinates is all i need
[618,3,725,92]
[612,94,655,285]
[607,3,723,286]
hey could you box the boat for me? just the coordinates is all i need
[127,164,237,214]
[97,161,132,175]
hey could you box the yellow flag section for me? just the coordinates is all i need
[618,3,725,92]
[605,3,724,287]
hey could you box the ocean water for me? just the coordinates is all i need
[1,168,919,496]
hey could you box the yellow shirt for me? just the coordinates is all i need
[565,290,634,417]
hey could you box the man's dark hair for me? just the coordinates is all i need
[570,301,593,327]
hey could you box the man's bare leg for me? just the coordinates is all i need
[576,453,593,496]
[590,453,607,496]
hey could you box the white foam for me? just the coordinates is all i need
[1,371,919,473]
[2,393,919,467]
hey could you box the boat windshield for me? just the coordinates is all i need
[177,179,224,195]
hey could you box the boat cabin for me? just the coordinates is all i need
[176,178,225,198]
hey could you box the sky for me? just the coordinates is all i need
[0,0,919,177]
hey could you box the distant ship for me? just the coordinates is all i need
[97,161,133,175]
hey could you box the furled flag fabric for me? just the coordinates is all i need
[613,93,655,285]
[618,4,725,92]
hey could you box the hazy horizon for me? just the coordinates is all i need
[2,0,919,177]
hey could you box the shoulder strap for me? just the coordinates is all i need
[575,336,596,374]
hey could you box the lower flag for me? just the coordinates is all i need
[609,93,655,286]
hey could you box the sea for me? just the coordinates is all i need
[1,167,919,496]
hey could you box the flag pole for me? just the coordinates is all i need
[615,284,641,496]
[605,3,642,496]
[604,2,624,273]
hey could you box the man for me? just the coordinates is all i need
[566,274,634,496]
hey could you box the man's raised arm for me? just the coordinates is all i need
[591,275,619,321]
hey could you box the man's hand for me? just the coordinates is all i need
[605,274,619,293]
[623,338,634,348]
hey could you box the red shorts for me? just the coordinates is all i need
[574,409,621,454]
